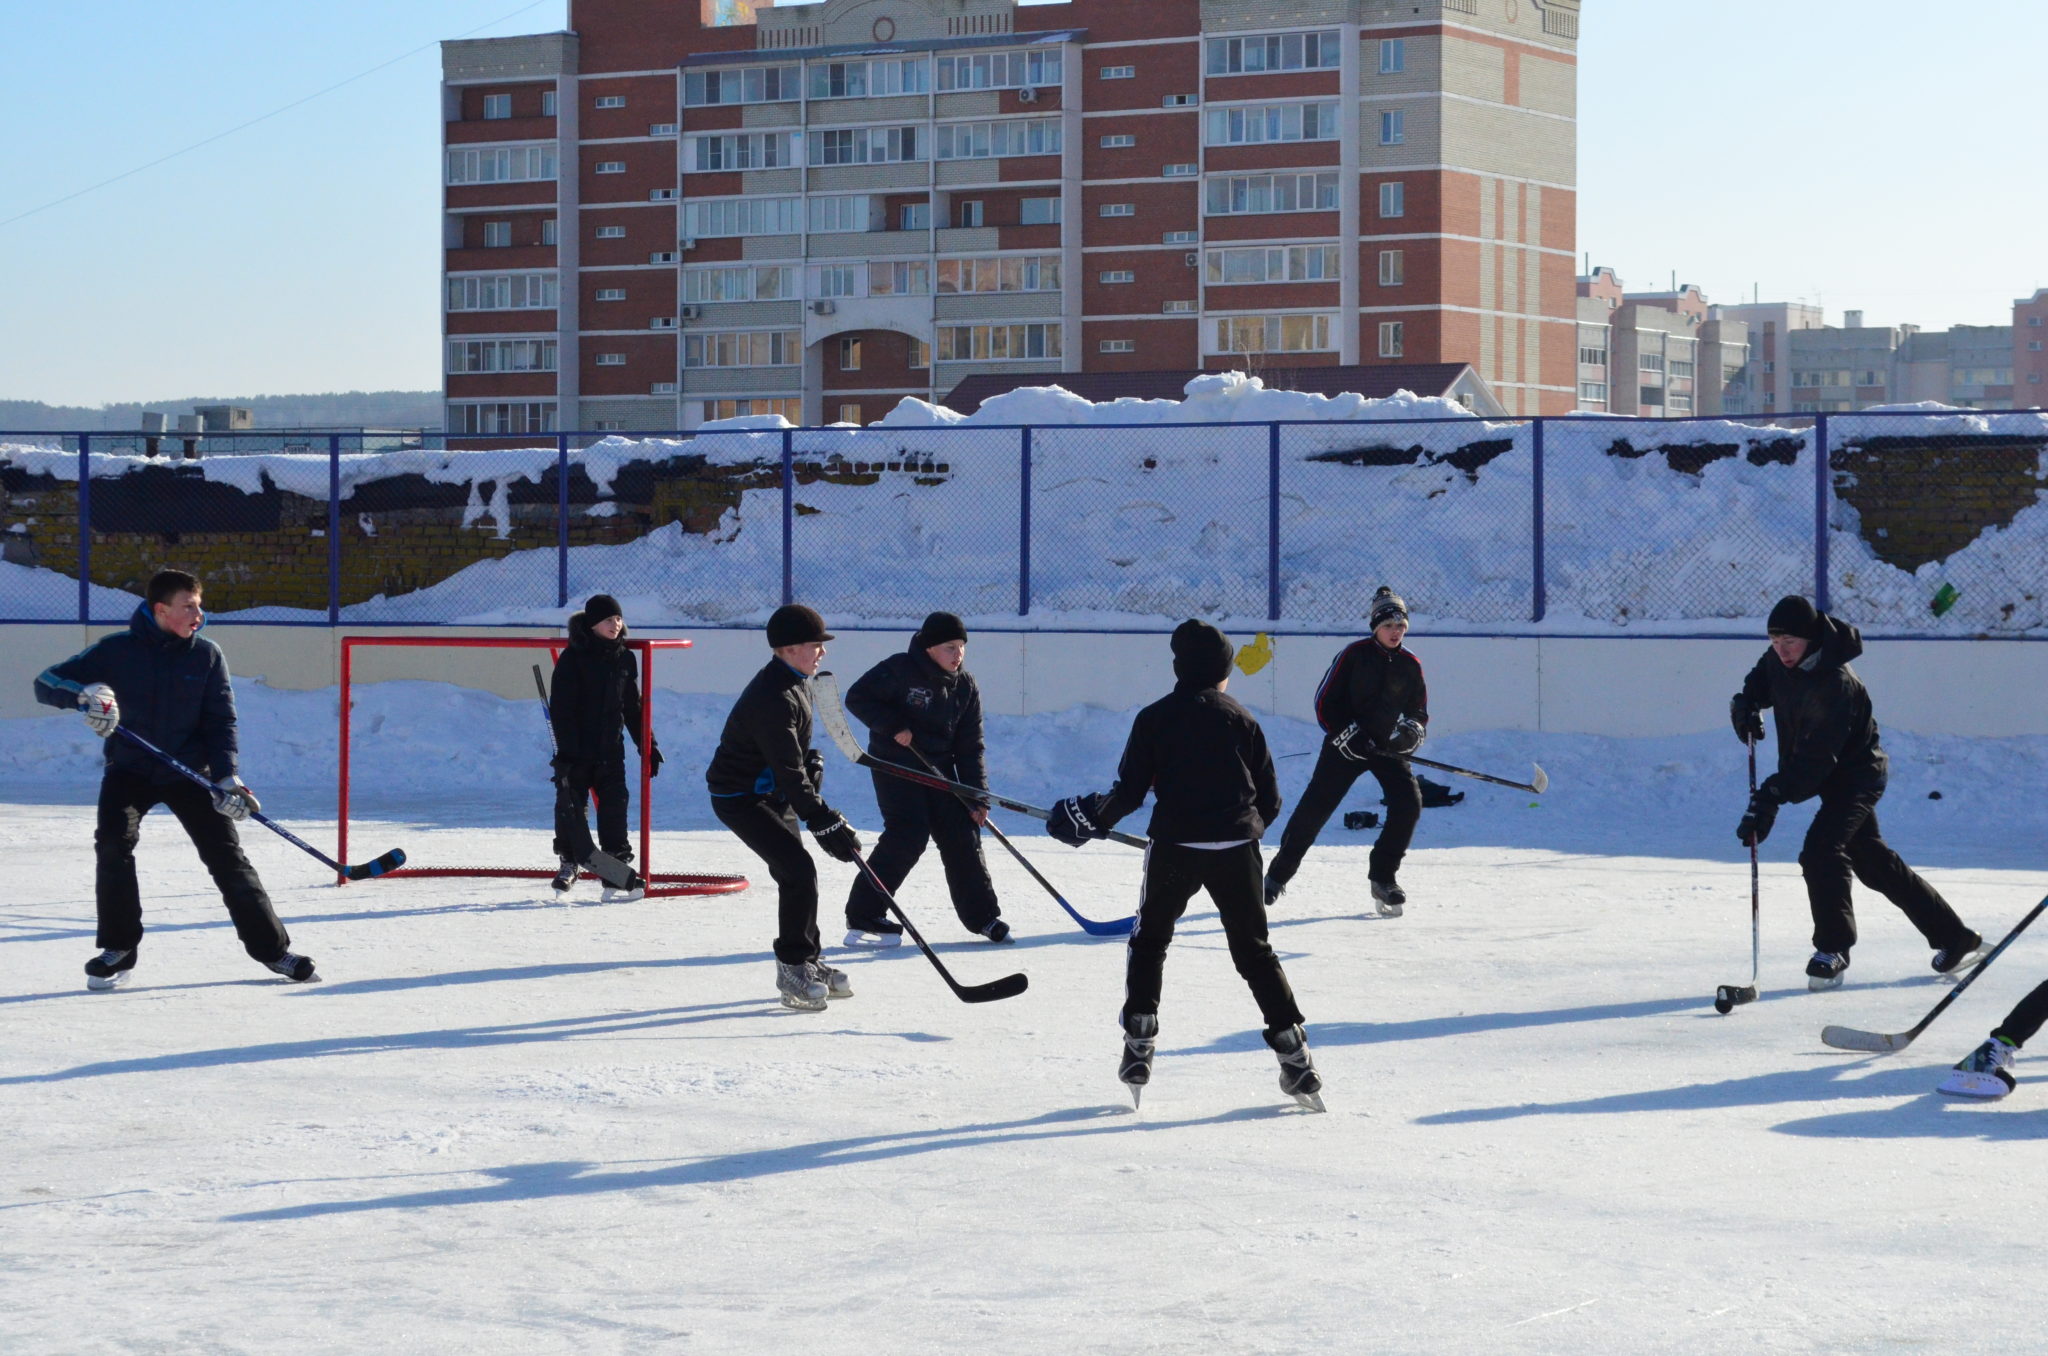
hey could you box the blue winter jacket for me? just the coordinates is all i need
[34,603,240,783]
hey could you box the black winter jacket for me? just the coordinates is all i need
[844,641,989,789]
[1095,681,1281,844]
[1737,615,1887,804]
[705,658,834,822]
[549,611,646,764]
[1313,637,1428,743]
[34,603,240,784]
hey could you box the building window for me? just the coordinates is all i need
[935,255,1061,294]
[594,287,626,301]
[446,144,557,185]
[702,398,802,422]
[816,265,859,298]
[683,265,796,303]
[1379,39,1406,74]
[683,331,803,368]
[596,160,626,174]
[595,353,626,367]
[1100,339,1134,353]
[1099,270,1135,284]
[650,122,677,136]
[482,93,513,120]
[482,221,513,248]
[1669,392,1693,412]
[595,95,626,109]
[1213,314,1334,355]
[1162,94,1196,107]
[595,225,627,240]
[1379,110,1405,146]
[1640,354,1666,374]
[1673,360,1697,379]
[1379,181,1406,218]
[541,90,557,117]
[1101,134,1136,148]
[809,196,872,233]
[1205,172,1338,216]
[908,338,930,369]
[447,339,558,373]
[1640,385,1665,407]
[837,404,864,426]
[1378,321,1404,358]
[693,131,797,171]
[1163,300,1196,313]
[446,273,559,311]
[1100,203,1135,217]
[838,338,862,372]
[933,49,1059,92]
[1378,250,1404,287]
[900,202,931,230]
[957,199,985,228]
[935,323,1062,362]
[934,118,1062,160]
[684,66,800,107]
[1578,344,1608,367]
[870,261,930,295]
[1163,230,1198,245]
[1101,65,1135,80]
[684,197,805,239]
[1162,163,1198,177]
[1205,244,1340,284]
[1578,382,1608,404]
[807,125,921,166]
[541,218,557,245]
[1205,31,1341,75]
[810,56,932,99]
[594,420,622,432]
[2030,340,2044,352]
[1021,196,1062,225]
[447,402,556,436]
[1205,101,1340,147]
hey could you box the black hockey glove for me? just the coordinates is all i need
[1730,694,1765,745]
[1383,716,1425,757]
[1737,793,1779,847]
[808,812,862,863]
[804,748,826,791]
[645,741,664,778]
[1329,722,1376,762]
[1047,792,1110,847]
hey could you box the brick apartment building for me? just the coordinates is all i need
[440,0,1582,436]
[1573,269,1747,416]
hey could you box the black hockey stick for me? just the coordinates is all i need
[814,673,1149,849]
[900,744,1135,937]
[1716,737,1762,1014]
[1820,894,2048,1053]
[115,727,405,882]
[847,846,1029,1004]
[1404,753,1548,795]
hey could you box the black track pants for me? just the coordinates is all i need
[1799,792,1971,955]
[1123,840,1303,1033]
[1267,743,1421,887]
[93,768,289,962]
[552,759,631,863]
[711,793,820,965]
[1995,980,2048,1048]
[844,770,999,931]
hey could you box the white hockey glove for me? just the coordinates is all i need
[78,683,120,738]
[211,775,262,821]
[1384,717,1426,757]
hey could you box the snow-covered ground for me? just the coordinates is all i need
[6,682,2048,1352]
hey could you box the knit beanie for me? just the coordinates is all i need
[1369,585,1409,630]
[914,611,969,649]
[583,594,622,624]
[766,603,833,647]
[1170,619,1235,686]
[1766,595,1821,639]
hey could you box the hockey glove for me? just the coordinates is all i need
[803,748,826,792]
[808,812,862,863]
[78,683,120,738]
[1047,793,1109,848]
[211,775,262,822]
[1329,722,1376,763]
[1736,792,1778,847]
[1383,716,1426,757]
[1730,694,1765,745]
[645,741,664,778]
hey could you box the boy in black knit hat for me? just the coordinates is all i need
[842,610,1007,946]
[548,593,661,901]
[1048,620,1321,1111]
[1732,593,1980,990]
[1265,584,1428,917]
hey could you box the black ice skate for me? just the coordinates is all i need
[776,959,828,1012]
[1806,950,1850,991]
[1369,878,1405,919]
[978,919,1013,944]
[266,951,318,983]
[601,872,647,904]
[1119,1013,1158,1107]
[84,947,136,992]
[1938,1036,2017,1100]
[551,856,578,894]
[1932,931,1986,977]
[807,958,853,1000]
[1264,1024,1326,1111]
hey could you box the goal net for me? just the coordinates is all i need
[337,636,746,897]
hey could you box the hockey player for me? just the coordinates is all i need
[1732,595,1981,991]
[548,593,660,901]
[1047,620,1321,1110]
[705,604,861,1011]
[841,611,1007,947]
[1940,983,2048,1099]
[33,569,316,991]
[1263,585,1427,917]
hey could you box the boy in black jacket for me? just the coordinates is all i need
[33,569,315,990]
[706,604,863,1011]
[1265,585,1427,917]
[548,593,661,900]
[1732,595,1980,990]
[1049,620,1321,1110]
[842,610,1006,947]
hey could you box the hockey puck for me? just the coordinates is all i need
[1714,991,1735,1015]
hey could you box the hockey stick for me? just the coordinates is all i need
[1403,753,1548,795]
[847,845,1029,1004]
[900,744,1135,937]
[814,673,1150,849]
[114,726,405,882]
[1715,737,1762,1014]
[1820,894,2048,1054]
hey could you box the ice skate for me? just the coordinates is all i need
[977,918,1013,944]
[550,856,578,894]
[84,948,135,992]
[600,872,647,904]
[1369,878,1405,919]
[1932,932,1986,977]
[1264,1024,1325,1111]
[1938,1036,2016,1100]
[843,916,904,949]
[265,951,318,983]
[807,957,853,1000]
[1119,1013,1158,1107]
[775,959,828,1012]
[1806,950,1849,991]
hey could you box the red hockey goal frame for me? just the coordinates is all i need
[338,636,747,897]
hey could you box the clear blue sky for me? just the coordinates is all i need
[1,1,2041,407]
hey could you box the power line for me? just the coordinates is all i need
[0,0,558,231]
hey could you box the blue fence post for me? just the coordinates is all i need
[1019,425,1033,616]
[327,435,342,625]
[76,434,91,624]
[556,433,571,609]
[1531,417,1547,622]
[1267,422,1282,621]
[1813,414,1830,611]
[780,428,795,607]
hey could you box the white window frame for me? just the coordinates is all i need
[1378,321,1405,358]
[683,330,804,368]
[1380,110,1406,146]
[1204,244,1341,285]
[1205,172,1338,216]
[446,338,558,373]
[808,195,872,234]
[1379,39,1406,75]
[1378,249,1404,287]
[935,255,1062,294]
[683,66,800,107]
[1101,65,1135,80]
[1099,338,1135,353]
[447,402,557,436]
[594,95,626,109]
[934,323,1063,362]
[445,272,560,312]
[595,160,626,175]
[934,118,1063,161]
[594,353,626,367]
[1100,203,1135,217]
[683,197,804,239]
[446,143,557,186]
[1211,313,1334,356]
[838,337,863,371]
[682,265,797,304]
[692,131,796,172]
[1099,270,1135,284]
[595,225,627,240]
[1100,134,1136,148]
[1162,163,1198,177]
[1205,31,1341,75]
[481,220,513,248]
[1020,196,1062,225]
[807,125,921,166]
[1204,101,1340,147]
[594,287,627,301]
[933,48,1062,92]
[482,93,513,120]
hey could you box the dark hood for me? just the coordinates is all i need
[127,601,196,651]
[905,635,961,686]
[1806,614,1863,670]
[568,610,628,651]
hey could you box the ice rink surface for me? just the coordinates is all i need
[6,800,2047,1354]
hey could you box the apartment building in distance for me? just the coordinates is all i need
[1573,269,1747,416]
[439,0,1582,437]
[2020,289,2048,400]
